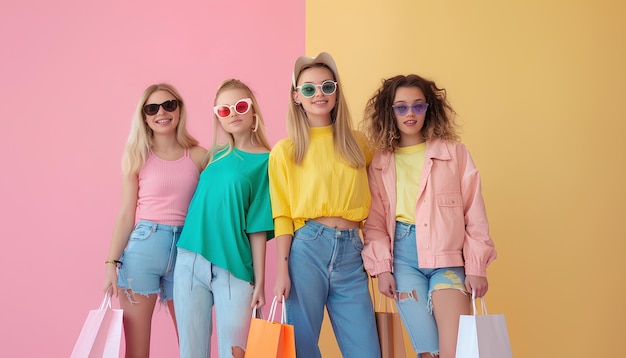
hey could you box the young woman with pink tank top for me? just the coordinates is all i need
[102,83,207,358]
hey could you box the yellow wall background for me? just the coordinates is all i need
[306,0,626,356]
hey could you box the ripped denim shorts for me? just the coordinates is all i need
[117,220,182,301]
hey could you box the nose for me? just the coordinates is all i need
[228,105,238,117]
[156,104,166,115]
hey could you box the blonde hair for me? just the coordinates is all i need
[204,79,272,167]
[288,63,365,167]
[122,83,199,177]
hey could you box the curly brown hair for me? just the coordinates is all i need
[361,74,460,151]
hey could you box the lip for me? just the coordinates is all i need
[155,118,172,125]
[404,120,418,125]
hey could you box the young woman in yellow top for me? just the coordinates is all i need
[269,52,381,358]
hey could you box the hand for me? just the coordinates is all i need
[465,275,489,298]
[251,284,266,310]
[377,272,396,299]
[103,265,119,297]
[273,270,291,301]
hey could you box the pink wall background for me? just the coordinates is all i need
[0,1,303,356]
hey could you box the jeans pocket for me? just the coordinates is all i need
[352,235,364,252]
[129,226,154,241]
[293,224,321,242]
[394,224,413,243]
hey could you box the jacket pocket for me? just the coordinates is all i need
[436,193,463,207]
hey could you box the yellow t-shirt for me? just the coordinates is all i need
[269,125,372,237]
[395,142,426,224]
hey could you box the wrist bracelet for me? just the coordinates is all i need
[105,259,122,266]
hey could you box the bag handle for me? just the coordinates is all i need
[471,290,488,316]
[370,276,397,313]
[376,293,396,313]
[251,304,264,319]
[99,288,113,310]
[266,296,287,324]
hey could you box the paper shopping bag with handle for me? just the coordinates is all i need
[455,294,512,358]
[374,293,406,358]
[70,290,123,358]
[244,296,295,358]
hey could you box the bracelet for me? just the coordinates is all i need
[105,259,123,267]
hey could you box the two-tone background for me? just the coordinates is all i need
[1,0,624,356]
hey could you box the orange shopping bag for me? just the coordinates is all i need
[374,294,406,358]
[245,296,295,358]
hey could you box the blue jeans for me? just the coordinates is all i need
[288,220,381,358]
[117,220,181,300]
[393,221,467,355]
[174,248,254,358]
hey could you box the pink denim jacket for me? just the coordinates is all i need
[362,139,496,277]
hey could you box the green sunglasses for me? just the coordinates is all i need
[296,80,338,98]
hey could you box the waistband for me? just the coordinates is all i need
[135,219,184,232]
[395,220,415,229]
[395,221,416,236]
[303,219,361,235]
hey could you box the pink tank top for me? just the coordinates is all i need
[135,148,200,225]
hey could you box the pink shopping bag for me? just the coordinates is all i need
[455,294,512,358]
[70,291,123,358]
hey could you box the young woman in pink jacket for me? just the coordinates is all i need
[361,74,497,358]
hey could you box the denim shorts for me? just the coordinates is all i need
[117,220,182,301]
[393,220,467,354]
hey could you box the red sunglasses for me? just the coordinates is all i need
[213,98,253,119]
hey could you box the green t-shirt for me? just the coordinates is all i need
[177,147,274,283]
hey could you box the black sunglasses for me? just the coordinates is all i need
[143,99,179,116]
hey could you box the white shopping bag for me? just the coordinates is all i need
[70,291,123,357]
[455,294,512,358]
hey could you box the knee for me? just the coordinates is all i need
[397,289,419,302]
[231,345,245,358]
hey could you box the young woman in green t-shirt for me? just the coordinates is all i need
[173,79,274,358]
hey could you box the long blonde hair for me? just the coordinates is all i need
[122,83,199,177]
[288,63,365,167]
[204,79,272,167]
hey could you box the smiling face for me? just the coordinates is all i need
[214,88,256,138]
[393,86,427,146]
[293,66,337,126]
[144,90,180,136]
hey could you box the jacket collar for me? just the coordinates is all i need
[371,138,452,171]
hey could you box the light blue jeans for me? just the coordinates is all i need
[287,220,381,358]
[174,248,254,358]
[394,221,468,356]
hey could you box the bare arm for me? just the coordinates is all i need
[273,234,293,301]
[189,145,208,172]
[249,231,267,309]
[103,173,139,297]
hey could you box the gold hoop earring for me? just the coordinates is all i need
[252,114,259,132]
